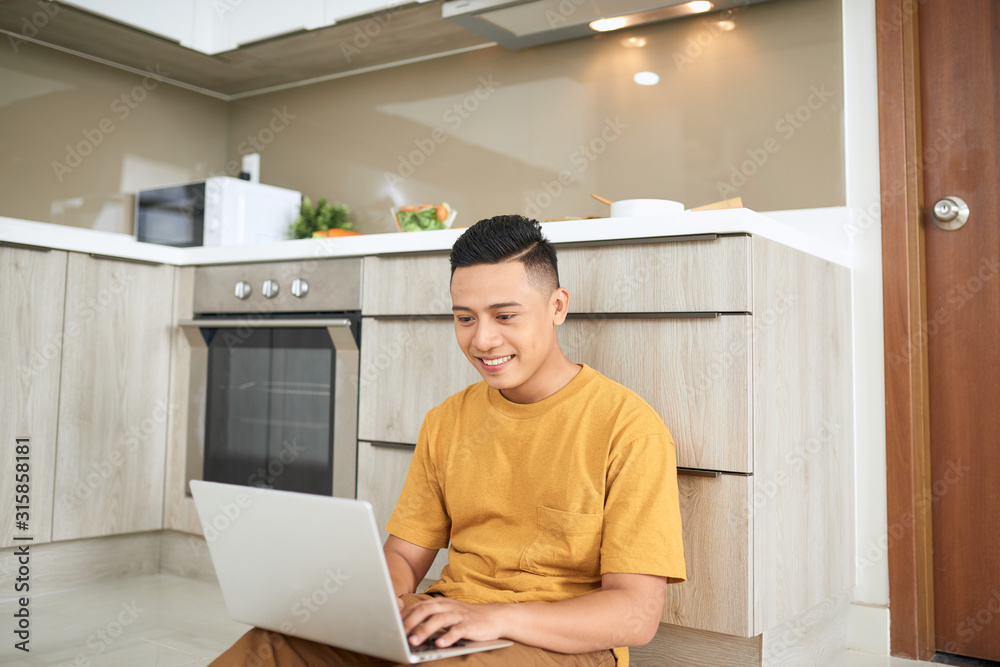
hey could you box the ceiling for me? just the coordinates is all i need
[0,0,495,99]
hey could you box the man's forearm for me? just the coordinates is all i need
[500,586,662,653]
[384,547,420,597]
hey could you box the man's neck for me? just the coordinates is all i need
[499,356,582,405]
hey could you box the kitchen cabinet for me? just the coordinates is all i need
[52,253,175,541]
[0,245,68,548]
[61,0,196,46]
[358,235,853,662]
[356,441,449,581]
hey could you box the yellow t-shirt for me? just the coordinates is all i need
[386,364,686,665]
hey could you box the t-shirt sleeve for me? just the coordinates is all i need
[386,416,451,551]
[600,429,687,583]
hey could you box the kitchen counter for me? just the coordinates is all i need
[0,208,852,267]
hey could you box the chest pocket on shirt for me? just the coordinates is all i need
[519,506,603,580]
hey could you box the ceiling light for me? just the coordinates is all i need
[687,1,715,11]
[590,17,628,32]
[634,71,660,86]
[621,36,648,48]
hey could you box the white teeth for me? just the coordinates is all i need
[482,355,512,366]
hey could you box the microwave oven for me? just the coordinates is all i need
[134,177,301,247]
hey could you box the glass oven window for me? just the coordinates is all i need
[203,327,335,495]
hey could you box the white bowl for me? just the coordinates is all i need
[609,199,684,218]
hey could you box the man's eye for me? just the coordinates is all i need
[456,316,474,323]
[498,314,515,321]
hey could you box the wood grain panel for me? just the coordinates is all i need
[876,0,935,657]
[759,591,850,667]
[630,624,761,667]
[559,316,752,472]
[0,247,67,548]
[163,267,204,536]
[359,316,753,472]
[362,253,453,316]
[356,441,447,582]
[53,254,175,540]
[357,317,481,444]
[662,473,753,637]
[0,532,159,601]
[751,237,854,633]
[361,237,751,316]
[558,237,751,314]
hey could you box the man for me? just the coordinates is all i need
[211,214,686,666]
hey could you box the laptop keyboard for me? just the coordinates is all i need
[410,633,468,653]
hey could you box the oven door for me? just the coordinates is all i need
[178,317,359,498]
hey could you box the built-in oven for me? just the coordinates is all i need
[177,258,362,498]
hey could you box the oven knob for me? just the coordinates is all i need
[262,279,280,298]
[291,278,309,298]
[234,281,252,300]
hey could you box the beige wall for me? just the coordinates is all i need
[1,0,842,235]
[229,0,844,234]
[0,40,227,232]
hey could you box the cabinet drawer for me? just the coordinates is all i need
[360,316,751,472]
[559,315,752,472]
[663,471,753,637]
[361,237,750,316]
[356,441,447,581]
[358,318,481,445]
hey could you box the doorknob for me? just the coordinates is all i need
[931,196,969,231]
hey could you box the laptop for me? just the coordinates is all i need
[190,480,512,663]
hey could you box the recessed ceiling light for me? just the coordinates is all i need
[590,16,628,32]
[687,0,715,12]
[621,36,648,48]
[634,71,660,86]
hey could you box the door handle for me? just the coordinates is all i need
[932,196,970,231]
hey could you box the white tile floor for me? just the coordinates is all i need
[0,574,942,666]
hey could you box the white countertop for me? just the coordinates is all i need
[0,208,852,268]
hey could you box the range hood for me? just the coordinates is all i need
[443,0,776,49]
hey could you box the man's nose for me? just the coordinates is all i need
[473,320,502,351]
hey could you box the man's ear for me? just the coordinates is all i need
[551,286,570,325]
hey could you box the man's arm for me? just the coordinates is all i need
[399,571,666,652]
[384,535,438,604]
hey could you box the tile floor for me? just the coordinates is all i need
[0,573,957,666]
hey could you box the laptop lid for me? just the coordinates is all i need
[190,481,510,663]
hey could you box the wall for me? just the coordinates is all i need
[0,40,227,232]
[228,0,845,234]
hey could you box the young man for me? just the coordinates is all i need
[211,215,686,666]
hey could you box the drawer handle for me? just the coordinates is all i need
[368,441,415,450]
[677,468,722,478]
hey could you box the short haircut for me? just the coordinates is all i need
[449,214,559,293]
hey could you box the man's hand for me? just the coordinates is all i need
[400,598,508,648]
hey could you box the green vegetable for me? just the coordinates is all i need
[289,197,356,239]
[396,206,445,232]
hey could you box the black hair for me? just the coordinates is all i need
[449,214,559,292]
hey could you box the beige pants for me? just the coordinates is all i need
[209,594,617,667]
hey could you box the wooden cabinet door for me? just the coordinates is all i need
[0,246,68,547]
[358,317,480,445]
[53,254,174,540]
[662,472,753,637]
[357,441,447,582]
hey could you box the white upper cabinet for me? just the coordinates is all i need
[64,0,428,56]
[61,0,196,45]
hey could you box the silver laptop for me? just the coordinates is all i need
[190,480,512,663]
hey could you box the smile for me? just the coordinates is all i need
[481,355,513,367]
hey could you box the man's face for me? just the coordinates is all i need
[450,261,568,404]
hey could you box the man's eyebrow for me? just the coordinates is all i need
[451,301,522,312]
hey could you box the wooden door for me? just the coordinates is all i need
[920,1,1000,661]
